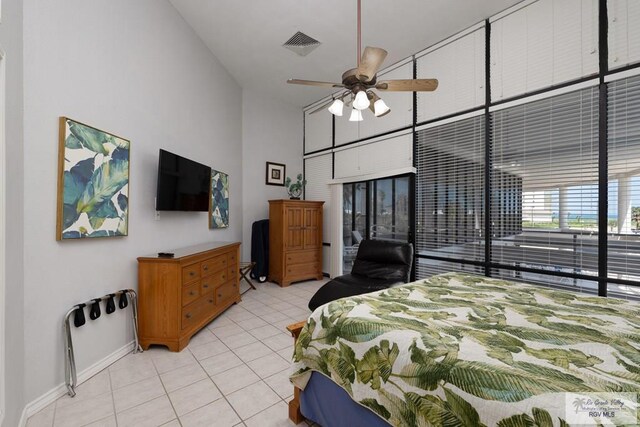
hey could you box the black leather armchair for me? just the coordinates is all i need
[308,239,413,311]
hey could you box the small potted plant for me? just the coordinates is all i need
[285,174,307,200]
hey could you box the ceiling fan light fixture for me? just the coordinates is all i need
[328,99,344,116]
[353,90,370,110]
[374,98,390,117]
[349,108,363,122]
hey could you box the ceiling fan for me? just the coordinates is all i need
[287,0,438,121]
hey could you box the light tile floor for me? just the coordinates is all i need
[27,278,327,427]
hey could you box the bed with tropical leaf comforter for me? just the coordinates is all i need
[290,273,640,426]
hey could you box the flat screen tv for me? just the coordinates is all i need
[156,149,211,211]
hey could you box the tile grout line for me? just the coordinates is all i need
[217,305,301,417]
[192,316,252,424]
[151,344,192,427]
[107,367,118,427]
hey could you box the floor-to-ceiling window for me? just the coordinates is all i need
[489,86,600,292]
[607,75,640,297]
[343,175,412,273]
[414,114,486,277]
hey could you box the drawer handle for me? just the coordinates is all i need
[185,313,192,319]
[222,275,226,279]
[233,284,237,288]
[209,299,214,303]
[189,271,195,277]
[203,284,209,289]
[203,266,208,271]
[189,291,196,296]
[217,293,222,298]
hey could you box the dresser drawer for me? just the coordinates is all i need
[202,254,227,276]
[215,281,238,305]
[181,292,215,330]
[228,251,237,265]
[181,298,203,330]
[286,250,320,266]
[182,263,201,284]
[227,265,238,283]
[285,261,320,278]
[181,282,200,307]
[201,269,227,293]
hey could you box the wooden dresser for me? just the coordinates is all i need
[269,200,324,287]
[137,242,241,351]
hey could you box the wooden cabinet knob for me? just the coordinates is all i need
[203,284,209,289]
[185,313,192,319]
[189,271,195,276]
[222,274,226,280]
[208,299,214,303]
[189,291,195,296]
[203,266,208,271]
[217,293,222,298]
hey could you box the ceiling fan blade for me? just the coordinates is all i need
[357,47,388,82]
[287,79,345,88]
[376,79,438,92]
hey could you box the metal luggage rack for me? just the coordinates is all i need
[63,289,143,397]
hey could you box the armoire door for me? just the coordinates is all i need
[285,206,304,250]
[303,207,321,250]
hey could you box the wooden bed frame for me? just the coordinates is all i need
[286,320,307,424]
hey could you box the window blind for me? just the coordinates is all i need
[416,27,485,123]
[608,0,640,70]
[304,109,332,154]
[491,86,600,282]
[333,133,413,181]
[416,258,484,280]
[415,115,485,262]
[304,153,332,244]
[607,75,640,289]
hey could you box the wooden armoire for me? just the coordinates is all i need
[268,199,324,287]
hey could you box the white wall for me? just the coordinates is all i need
[0,0,25,425]
[241,90,303,261]
[22,0,242,403]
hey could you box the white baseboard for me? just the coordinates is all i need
[18,341,135,427]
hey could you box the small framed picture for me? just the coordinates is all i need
[266,162,286,186]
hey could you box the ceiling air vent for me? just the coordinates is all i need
[283,31,321,56]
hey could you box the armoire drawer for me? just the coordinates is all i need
[286,251,319,265]
[285,262,320,278]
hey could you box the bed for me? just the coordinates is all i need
[289,273,640,426]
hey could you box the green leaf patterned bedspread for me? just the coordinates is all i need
[290,273,640,426]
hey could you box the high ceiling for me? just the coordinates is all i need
[169,0,523,107]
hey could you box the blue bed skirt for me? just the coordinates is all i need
[300,372,391,427]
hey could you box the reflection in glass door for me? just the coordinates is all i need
[343,175,413,273]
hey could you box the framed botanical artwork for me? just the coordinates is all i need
[210,169,229,229]
[266,161,286,186]
[56,117,130,240]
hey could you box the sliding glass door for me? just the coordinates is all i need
[343,175,413,273]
